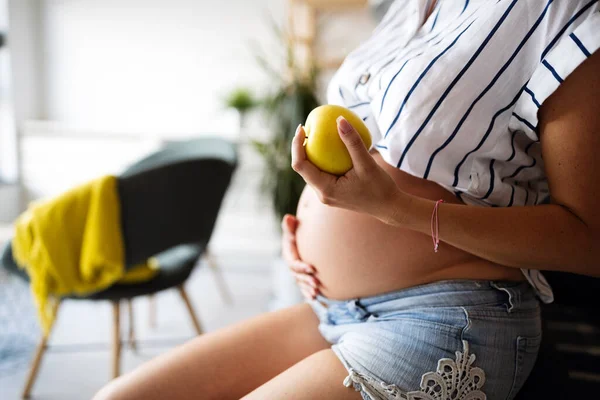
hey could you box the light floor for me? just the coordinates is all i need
[0,260,275,400]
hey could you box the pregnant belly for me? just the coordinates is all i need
[295,152,523,300]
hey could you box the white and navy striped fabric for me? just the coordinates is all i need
[328,0,600,303]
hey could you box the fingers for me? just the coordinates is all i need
[281,214,298,233]
[293,271,319,288]
[281,214,300,262]
[337,116,374,171]
[294,274,319,300]
[291,261,319,300]
[282,234,300,263]
[281,214,298,237]
[300,285,317,300]
[289,259,315,274]
[281,215,316,273]
[291,125,331,187]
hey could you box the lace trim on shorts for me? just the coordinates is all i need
[343,340,487,400]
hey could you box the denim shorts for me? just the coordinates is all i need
[310,280,541,400]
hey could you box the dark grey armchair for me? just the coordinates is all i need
[0,137,237,398]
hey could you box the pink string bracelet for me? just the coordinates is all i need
[431,199,444,253]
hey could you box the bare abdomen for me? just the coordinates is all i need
[294,152,523,300]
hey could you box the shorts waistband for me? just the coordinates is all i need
[315,279,537,313]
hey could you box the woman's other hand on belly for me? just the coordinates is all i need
[281,214,321,300]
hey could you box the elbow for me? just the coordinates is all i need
[567,229,600,277]
[554,204,600,277]
[577,260,600,278]
[584,233,600,277]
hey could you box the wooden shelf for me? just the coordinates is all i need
[288,0,369,75]
[290,35,315,45]
[318,57,345,70]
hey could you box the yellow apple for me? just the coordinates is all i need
[304,105,372,175]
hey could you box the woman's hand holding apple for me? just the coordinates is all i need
[291,107,407,225]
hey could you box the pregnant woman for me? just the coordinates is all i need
[96,1,600,399]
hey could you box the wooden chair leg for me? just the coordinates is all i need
[127,299,136,351]
[177,285,203,335]
[22,301,61,399]
[148,294,156,329]
[204,248,233,305]
[111,301,121,379]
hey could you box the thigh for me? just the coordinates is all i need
[94,303,330,400]
[242,349,362,400]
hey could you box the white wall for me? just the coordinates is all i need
[13,1,376,199]
[39,0,377,134]
[1,0,45,183]
[13,0,290,198]
[0,0,15,182]
[41,0,287,134]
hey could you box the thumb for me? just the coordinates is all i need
[282,214,298,235]
[337,116,373,171]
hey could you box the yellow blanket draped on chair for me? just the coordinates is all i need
[12,175,158,334]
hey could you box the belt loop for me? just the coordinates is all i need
[347,299,371,320]
[490,282,520,313]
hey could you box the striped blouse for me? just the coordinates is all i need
[328,0,600,303]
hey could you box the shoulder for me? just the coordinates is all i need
[523,5,599,129]
[539,49,600,135]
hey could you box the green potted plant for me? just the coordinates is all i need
[251,24,320,222]
[249,20,321,311]
[223,87,258,131]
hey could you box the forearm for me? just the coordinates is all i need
[388,192,599,276]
